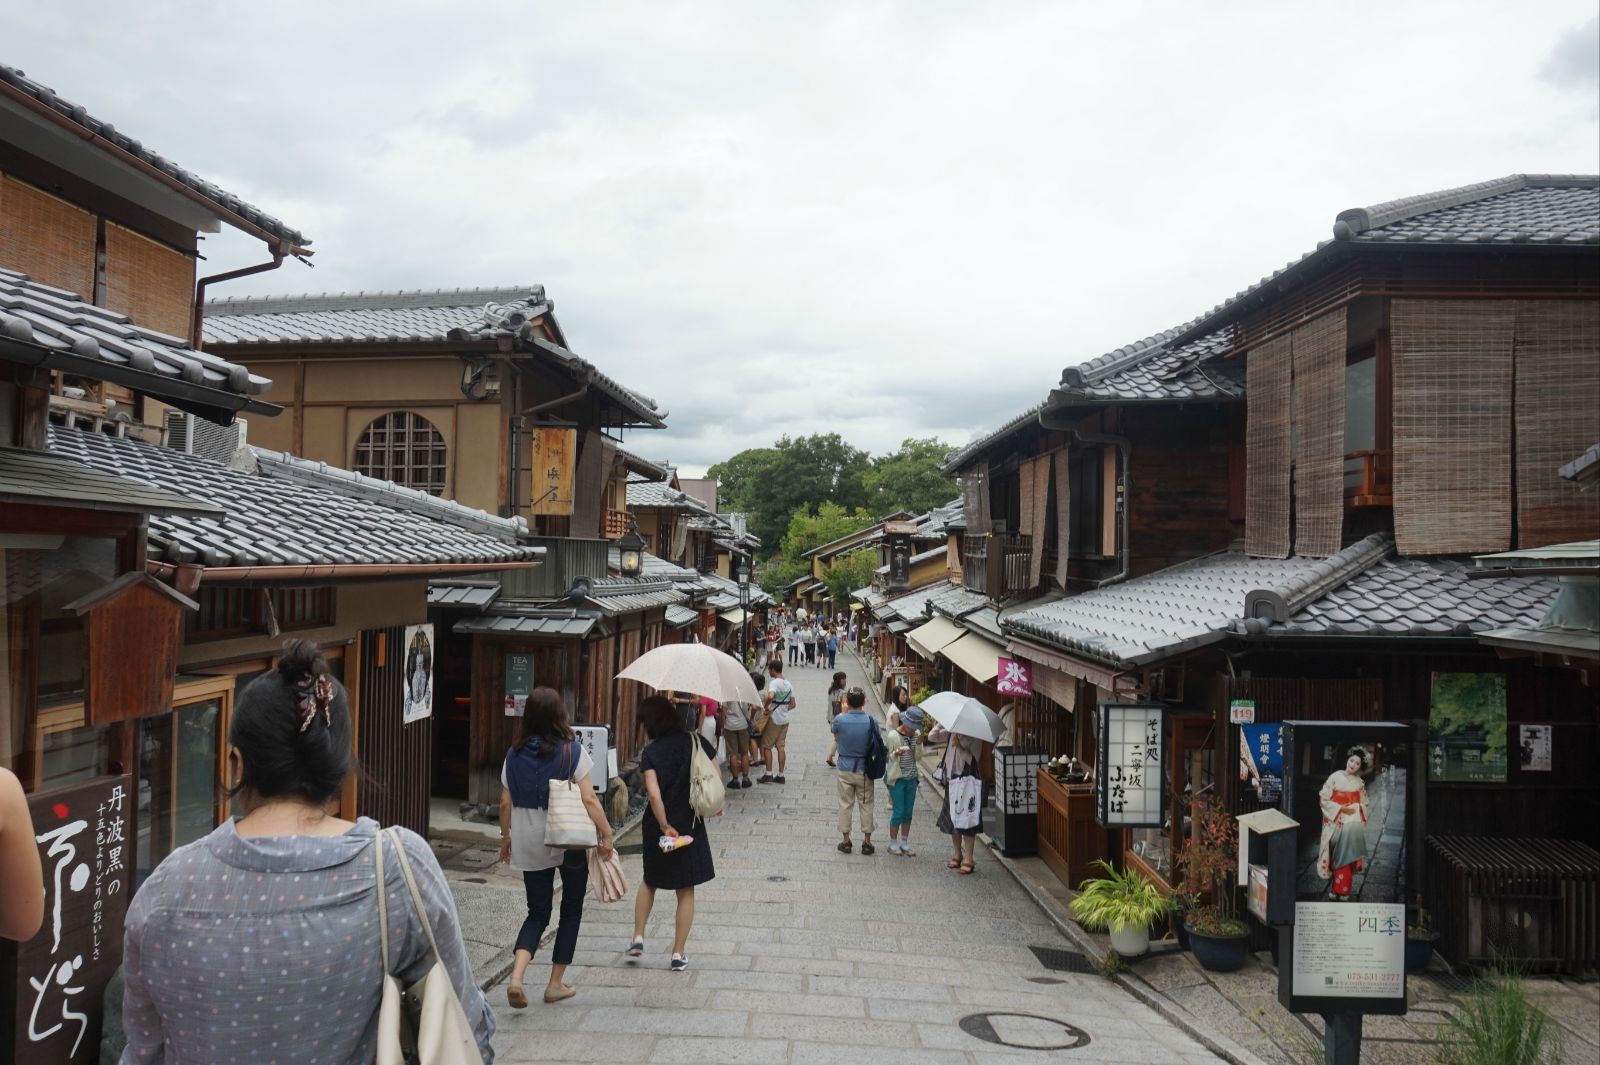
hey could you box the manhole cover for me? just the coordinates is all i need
[958,1012,1090,1051]
[1028,946,1096,974]
[461,877,487,885]
[767,875,789,882]
[1027,977,1064,985]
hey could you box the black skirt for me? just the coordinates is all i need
[639,733,717,890]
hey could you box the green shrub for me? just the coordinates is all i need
[1434,967,1563,1065]
[1069,859,1168,933]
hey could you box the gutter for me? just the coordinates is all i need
[192,253,286,350]
[148,559,543,583]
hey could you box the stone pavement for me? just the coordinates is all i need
[458,652,1226,1064]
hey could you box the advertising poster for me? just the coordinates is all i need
[574,724,611,792]
[1239,723,1284,804]
[1518,724,1553,772]
[503,652,534,717]
[1291,901,1407,999]
[1427,671,1507,783]
[1285,722,1408,905]
[401,623,434,723]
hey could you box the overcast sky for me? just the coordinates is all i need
[7,2,1597,475]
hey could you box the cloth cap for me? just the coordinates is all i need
[899,707,926,731]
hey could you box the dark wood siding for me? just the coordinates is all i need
[357,626,432,834]
[1124,406,1242,577]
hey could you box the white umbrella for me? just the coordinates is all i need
[616,643,761,704]
[918,690,1005,743]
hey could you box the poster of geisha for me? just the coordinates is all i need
[13,775,134,1065]
[1282,722,1409,906]
[401,623,434,723]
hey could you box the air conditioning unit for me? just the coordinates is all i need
[165,411,247,464]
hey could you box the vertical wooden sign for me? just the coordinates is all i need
[528,427,577,516]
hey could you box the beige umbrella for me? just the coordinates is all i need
[616,642,761,704]
[919,690,1005,743]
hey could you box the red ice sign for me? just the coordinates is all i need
[996,657,1033,697]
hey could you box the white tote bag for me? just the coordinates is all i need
[948,775,983,831]
[543,741,599,849]
[375,828,481,1065]
[689,734,726,818]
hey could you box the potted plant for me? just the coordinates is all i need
[1175,795,1250,972]
[1069,858,1168,958]
[1406,905,1440,972]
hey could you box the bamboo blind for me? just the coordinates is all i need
[1020,456,1049,586]
[1392,299,1515,554]
[1291,310,1348,557]
[103,222,196,340]
[1514,299,1600,548]
[1018,455,1037,547]
[1053,448,1071,588]
[1246,335,1293,558]
[0,174,96,297]
[960,465,986,532]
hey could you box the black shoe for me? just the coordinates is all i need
[773,775,785,784]
[758,774,774,784]
[741,777,754,788]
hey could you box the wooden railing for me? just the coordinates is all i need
[962,533,1036,601]
[1343,449,1393,507]
[602,508,631,540]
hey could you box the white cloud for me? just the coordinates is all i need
[7,0,1596,476]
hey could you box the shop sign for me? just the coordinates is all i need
[1095,702,1164,828]
[528,427,577,516]
[1239,723,1284,804]
[1228,698,1256,724]
[995,657,1033,697]
[14,775,134,1064]
[574,725,611,792]
[401,623,435,723]
[503,652,534,716]
[1518,724,1552,772]
[1290,901,1406,999]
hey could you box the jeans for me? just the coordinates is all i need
[516,849,589,964]
[788,643,799,665]
[827,648,837,668]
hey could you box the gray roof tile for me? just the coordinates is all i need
[47,425,539,569]
[427,580,502,608]
[0,445,220,516]
[0,64,307,248]
[202,287,539,344]
[627,480,711,512]
[1268,558,1556,639]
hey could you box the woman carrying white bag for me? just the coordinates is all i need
[499,688,615,1007]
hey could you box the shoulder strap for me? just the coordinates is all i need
[387,827,445,964]
[375,827,392,974]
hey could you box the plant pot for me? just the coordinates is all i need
[1405,934,1438,972]
[1109,922,1150,958]
[1185,922,1250,972]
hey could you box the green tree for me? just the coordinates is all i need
[778,502,876,560]
[709,434,871,553]
[863,437,960,516]
[823,546,879,606]
[757,556,809,598]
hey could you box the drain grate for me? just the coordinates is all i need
[1029,946,1096,974]
[461,877,487,885]
[958,1012,1090,1051]
[767,875,789,882]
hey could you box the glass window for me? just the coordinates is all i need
[39,720,111,790]
[136,698,224,882]
[1345,356,1377,454]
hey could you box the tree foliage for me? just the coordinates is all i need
[709,434,870,553]
[757,556,809,597]
[823,547,879,606]
[778,502,876,560]
[863,437,959,516]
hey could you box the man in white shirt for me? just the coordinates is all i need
[759,659,797,784]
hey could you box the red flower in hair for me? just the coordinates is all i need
[295,674,335,732]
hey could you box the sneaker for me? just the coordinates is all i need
[773,774,786,784]
[625,937,644,958]
[758,774,775,784]
[670,953,689,972]
[901,843,916,857]
[887,840,903,855]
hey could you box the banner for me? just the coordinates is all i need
[503,652,534,716]
[1238,723,1284,803]
[1095,702,1164,828]
[528,426,577,516]
[402,623,434,723]
[996,657,1033,697]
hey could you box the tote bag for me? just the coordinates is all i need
[948,775,983,830]
[689,735,726,818]
[375,828,480,1065]
[544,741,599,849]
[586,846,629,904]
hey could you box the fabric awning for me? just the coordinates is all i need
[906,615,966,661]
[719,608,749,625]
[941,633,1005,684]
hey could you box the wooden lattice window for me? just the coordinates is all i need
[354,412,448,495]
[188,587,334,642]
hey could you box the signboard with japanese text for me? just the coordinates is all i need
[503,653,534,717]
[1239,723,1284,804]
[1228,698,1256,724]
[1519,724,1553,772]
[528,427,577,516]
[401,623,434,723]
[995,657,1033,697]
[574,725,610,792]
[1290,901,1406,1000]
[1095,702,1164,828]
[13,776,134,1065]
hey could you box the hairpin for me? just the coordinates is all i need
[295,674,335,732]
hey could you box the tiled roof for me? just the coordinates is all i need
[875,544,945,575]
[1052,324,1240,407]
[581,576,686,616]
[0,445,220,516]
[927,583,989,619]
[453,607,598,638]
[48,425,541,569]
[1003,537,1393,667]
[918,499,967,538]
[1237,559,1557,639]
[627,480,710,512]
[1,268,273,411]
[942,403,1045,473]
[874,579,956,623]
[699,569,773,607]
[427,580,501,609]
[203,287,537,344]
[1559,443,1600,488]
[665,604,700,628]
[0,63,308,249]
[616,447,671,482]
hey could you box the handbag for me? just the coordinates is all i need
[375,828,481,1065]
[948,775,983,830]
[863,719,888,781]
[689,734,726,818]
[587,846,630,904]
[543,741,599,849]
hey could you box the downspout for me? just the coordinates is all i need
[1038,408,1131,590]
[192,251,287,350]
[522,369,592,417]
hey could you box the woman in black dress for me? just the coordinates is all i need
[626,695,715,971]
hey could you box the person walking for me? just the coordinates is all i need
[885,687,913,815]
[801,622,815,667]
[831,687,878,855]
[627,695,716,972]
[824,671,847,767]
[721,672,760,790]
[787,620,801,666]
[499,687,615,1007]
[826,626,839,670]
[121,641,495,1064]
[885,706,926,855]
[759,658,795,784]
[931,724,984,875]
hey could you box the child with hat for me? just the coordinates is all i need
[884,705,926,856]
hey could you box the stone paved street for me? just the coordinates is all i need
[490,651,1224,1064]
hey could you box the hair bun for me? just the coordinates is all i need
[276,639,330,684]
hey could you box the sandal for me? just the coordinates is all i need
[543,984,576,1003]
[958,861,976,875]
[506,984,527,1009]
[861,842,876,855]
[837,839,853,853]
[947,857,962,869]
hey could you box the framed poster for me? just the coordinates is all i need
[1095,702,1164,828]
[573,725,611,792]
[1427,672,1507,783]
[1283,721,1409,906]
[14,776,135,1064]
[503,653,534,717]
[401,623,434,723]
[1239,723,1284,804]
[1518,724,1552,772]
[1290,901,1406,999]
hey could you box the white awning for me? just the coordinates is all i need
[941,633,1004,684]
[906,615,966,661]
[719,608,749,625]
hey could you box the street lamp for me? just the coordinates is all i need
[737,559,751,665]
[618,518,646,578]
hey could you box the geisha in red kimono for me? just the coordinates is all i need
[1316,748,1371,899]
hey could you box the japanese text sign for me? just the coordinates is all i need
[1239,723,1284,804]
[1095,702,1164,828]
[995,657,1033,697]
[13,776,134,1065]
[503,652,534,717]
[1291,901,1406,999]
[528,427,576,516]
[573,725,611,793]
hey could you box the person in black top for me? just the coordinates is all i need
[626,695,716,972]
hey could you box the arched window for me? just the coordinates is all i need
[353,412,448,495]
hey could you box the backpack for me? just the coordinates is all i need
[863,719,888,781]
[688,735,726,818]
